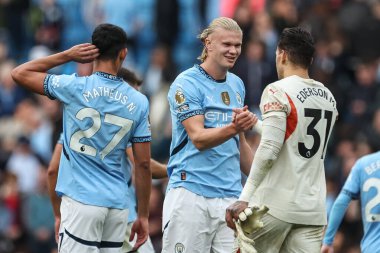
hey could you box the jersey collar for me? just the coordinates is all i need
[94,71,123,82]
[195,64,226,83]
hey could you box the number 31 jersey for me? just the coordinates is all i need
[252,75,338,226]
[44,72,151,209]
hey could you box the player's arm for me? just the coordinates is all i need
[321,191,352,253]
[239,111,286,201]
[182,109,255,151]
[150,159,167,179]
[47,142,62,243]
[251,119,262,135]
[130,141,151,249]
[11,43,98,94]
[127,147,167,179]
[239,132,253,176]
[226,111,286,229]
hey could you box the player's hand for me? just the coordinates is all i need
[54,216,60,243]
[65,43,99,63]
[321,244,334,253]
[226,201,249,230]
[129,217,149,251]
[232,106,257,132]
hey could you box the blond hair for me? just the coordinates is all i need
[197,17,242,62]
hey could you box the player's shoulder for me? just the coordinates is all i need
[261,79,287,97]
[227,71,244,86]
[348,151,380,179]
[128,85,149,105]
[358,151,380,165]
[170,66,199,92]
[48,72,79,84]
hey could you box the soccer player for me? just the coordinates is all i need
[321,151,380,253]
[226,27,339,253]
[12,24,152,252]
[46,68,167,252]
[117,67,166,253]
[163,17,258,253]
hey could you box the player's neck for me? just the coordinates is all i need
[200,61,227,81]
[283,65,310,79]
[92,61,118,76]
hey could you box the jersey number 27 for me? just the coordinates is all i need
[70,108,133,160]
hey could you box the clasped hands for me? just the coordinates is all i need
[232,106,258,132]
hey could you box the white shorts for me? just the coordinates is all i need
[241,213,324,253]
[162,187,236,253]
[59,195,129,253]
[122,222,155,253]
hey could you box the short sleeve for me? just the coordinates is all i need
[167,79,204,122]
[259,84,290,119]
[57,133,64,145]
[342,159,362,199]
[44,73,78,103]
[131,96,151,143]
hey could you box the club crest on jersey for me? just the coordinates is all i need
[175,243,185,253]
[221,91,230,105]
[236,92,242,105]
[175,89,186,105]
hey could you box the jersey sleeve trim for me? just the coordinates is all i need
[178,109,204,122]
[43,74,56,100]
[131,136,152,143]
[342,189,359,200]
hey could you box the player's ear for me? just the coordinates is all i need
[280,49,287,64]
[119,48,128,61]
[205,37,212,52]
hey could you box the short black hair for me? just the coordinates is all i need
[117,68,142,87]
[278,27,315,68]
[91,23,128,60]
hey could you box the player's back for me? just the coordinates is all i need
[343,151,380,252]
[254,75,338,226]
[45,71,151,209]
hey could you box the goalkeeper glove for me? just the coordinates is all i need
[233,205,269,253]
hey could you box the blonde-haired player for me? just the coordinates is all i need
[163,17,259,253]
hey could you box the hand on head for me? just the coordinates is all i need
[66,43,99,63]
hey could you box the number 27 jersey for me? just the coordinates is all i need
[44,72,151,209]
[253,75,338,226]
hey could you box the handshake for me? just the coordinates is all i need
[227,205,269,253]
[232,106,260,133]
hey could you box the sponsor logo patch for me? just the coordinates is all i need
[263,102,284,113]
[176,103,190,113]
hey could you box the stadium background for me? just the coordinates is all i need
[0,0,380,252]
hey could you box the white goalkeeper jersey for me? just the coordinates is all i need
[251,75,338,225]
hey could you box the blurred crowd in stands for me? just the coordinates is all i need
[0,0,380,252]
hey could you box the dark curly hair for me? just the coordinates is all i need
[117,68,143,87]
[91,23,128,60]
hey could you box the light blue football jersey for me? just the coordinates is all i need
[167,64,246,198]
[343,151,380,252]
[45,71,151,209]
